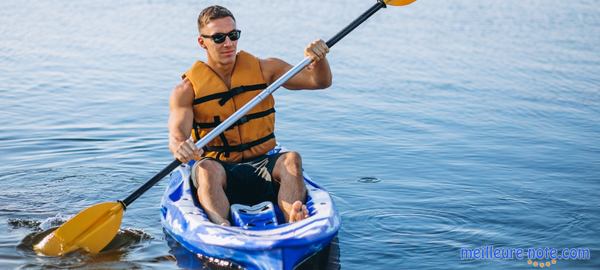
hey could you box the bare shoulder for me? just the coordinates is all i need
[170,78,194,106]
[259,57,291,84]
[174,78,193,94]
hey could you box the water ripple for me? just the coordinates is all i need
[342,207,472,235]
[357,176,381,183]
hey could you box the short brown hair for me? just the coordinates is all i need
[197,5,235,33]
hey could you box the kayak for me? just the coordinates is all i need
[160,147,341,270]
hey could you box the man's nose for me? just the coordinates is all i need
[223,36,233,46]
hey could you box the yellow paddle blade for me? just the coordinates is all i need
[33,201,124,256]
[384,0,417,6]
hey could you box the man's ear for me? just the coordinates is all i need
[198,37,207,50]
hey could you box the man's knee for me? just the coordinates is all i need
[275,151,303,183]
[281,151,302,169]
[194,159,226,188]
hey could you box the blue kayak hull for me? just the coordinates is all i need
[160,157,340,270]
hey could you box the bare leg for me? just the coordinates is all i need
[272,152,309,223]
[194,159,231,226]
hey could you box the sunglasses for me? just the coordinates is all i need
[201,29,241,44]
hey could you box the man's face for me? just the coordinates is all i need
[198,17,238,66]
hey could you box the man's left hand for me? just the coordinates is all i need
[304,39,329,69]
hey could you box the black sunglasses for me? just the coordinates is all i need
[201,29,241,44]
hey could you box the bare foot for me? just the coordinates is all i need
[210,216,230,226]
[288,201,309,223]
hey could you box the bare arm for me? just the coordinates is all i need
[168,78,202,163]
[260,39,332,90]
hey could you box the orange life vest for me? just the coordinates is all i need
[183,50,276,163]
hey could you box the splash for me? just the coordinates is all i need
[8,213,70,231]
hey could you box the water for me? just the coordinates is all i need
[1,0,599,269]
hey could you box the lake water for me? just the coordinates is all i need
[1,0,599,269]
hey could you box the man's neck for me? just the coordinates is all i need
[206,58,235,88]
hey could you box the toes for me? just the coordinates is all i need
[292,201,303,211]
[288,201,309,223]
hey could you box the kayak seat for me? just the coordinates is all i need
[230,201,279,229]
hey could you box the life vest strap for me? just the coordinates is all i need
[212,116,231,159]
[193,108,275,130]
[205,133,275,153]
[192,83,268,106]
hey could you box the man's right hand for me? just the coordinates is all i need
[173,137,203,163]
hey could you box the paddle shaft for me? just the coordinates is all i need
[121,0,389,207]
[122,159,181,207]
[327,0,387,48]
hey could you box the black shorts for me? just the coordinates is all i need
[191,153,284,206]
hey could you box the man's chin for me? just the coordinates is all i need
[219,56,236,65]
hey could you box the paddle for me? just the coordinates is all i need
[34,0,417,256]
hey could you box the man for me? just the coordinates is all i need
[168,5,331,226]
